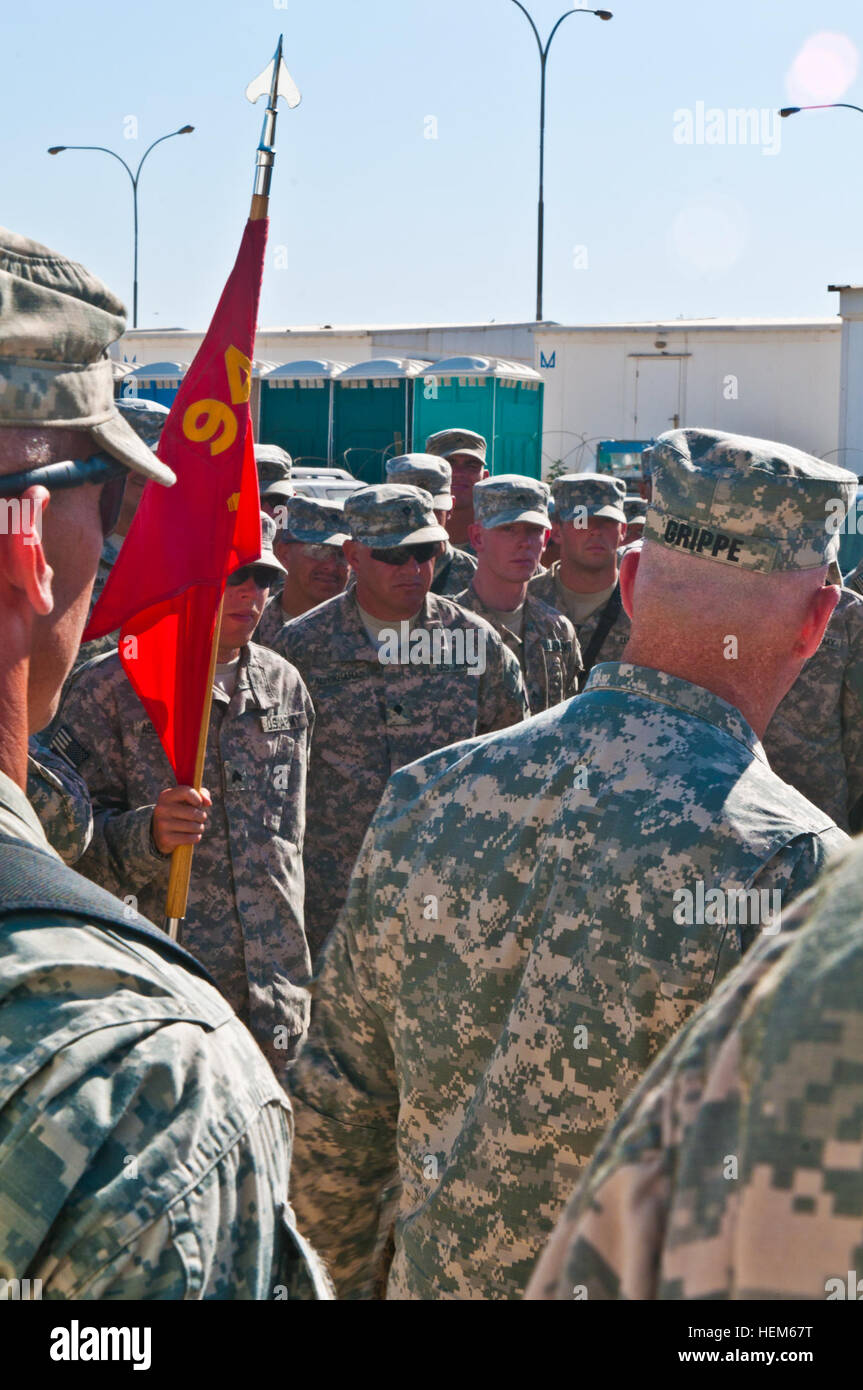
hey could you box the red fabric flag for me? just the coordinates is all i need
[85,217,267,785]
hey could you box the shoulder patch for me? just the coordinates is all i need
[50,725,90,770]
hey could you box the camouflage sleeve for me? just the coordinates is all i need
[476,630,530,733]
[560,615,583,700]
[26,737,93,865]
[736,824,850,952]
[288,842,399,1299]
[840,595,863,814]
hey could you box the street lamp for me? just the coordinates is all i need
[780,103,863,119]
[48,125,195,327]
[509,3,613,321]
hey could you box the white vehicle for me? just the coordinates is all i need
[290,466,364,504]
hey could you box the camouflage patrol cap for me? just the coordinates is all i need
[344,484,449,548]
[0,226,174,485]
[643,427,858,572]
[424,427,487,465]
[116,396,170,448]
[386,454,453,509]
[274,494,350,547]
[263,478,295,505]
[257,512,287,577]
[473,474,551,530]
[254,443,293,489]
[552,472,627,525]
[624,493,647,523]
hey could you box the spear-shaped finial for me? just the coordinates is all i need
[245,35,301,220]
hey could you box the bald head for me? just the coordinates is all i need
[620,540,839,738]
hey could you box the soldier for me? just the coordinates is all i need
[762,586,863,831]
[622,493,647,544]
[255,441,293,495]
[386,454,477,596]
[0,225,325,1298]
[26,734,93,865]
[527,831,863,1301]
[845,553,863,596]
[425,427,489,554]
[255,493,349,647]
[530,473,631,682]
[454,474,582,711]
[288,427,853,1300]
[53,513,314,1080]
[273,483,528,961]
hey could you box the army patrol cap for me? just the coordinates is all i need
[386,454,453,509]
[0,226,175,485]
[254,443,293,490]
[116,396,170,448]
[473,474,551,530]
[644,427,858,572]
[275,494,350,547]
[257,512,287,578]
[425,427,487,466]
[624,493,647,523]
[552,472,627,525]
[263,478,295,505]
[344,484,449,548]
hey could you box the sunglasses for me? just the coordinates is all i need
[0,453,128,539]
[369,542,441,566]
[226,563,276,589]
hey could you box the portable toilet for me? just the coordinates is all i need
[413,357,543,478]
[121,361,189,408]
[260,360,348,466]
[333,358,430,484]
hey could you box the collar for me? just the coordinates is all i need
[583,662,763,759]
[336,589,443,660]
[214,644,282,713]
[0,766,56,852]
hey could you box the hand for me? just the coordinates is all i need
[151,785,212,854]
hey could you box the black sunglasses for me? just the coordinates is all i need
[370,541,441,566]
[0,454,128,539]
[226,563,276,589]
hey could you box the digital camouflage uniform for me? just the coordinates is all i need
[530,563,631,667]
[254,494,350,650]
[763,586,863,831]
[53,642,314,1079]
[845,553,863,597]
[288,428,857,1300]
[255,595,291,649]
[432,539,477,597]
[26,734,93,865]
[274,483,528,960]
[527,833,863,1302]
[0,224,327,1300]
[384,453,478,599]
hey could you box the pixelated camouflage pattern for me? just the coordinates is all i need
[254,443,293,489]
[526,832,863,1301]
[274,588,528,960]
[529,566,631,668]
[254,595,296,649]
[473,474,551,529]
[763,587,863,831]
[116,396,169,447]
[431,540,477,597]
[455,582,582,713]
[53,643,314,1080]
[845,554,863,597]
[344,484,448,548]
[386,454,453,508]
[288,662,848,1299]
[644,427,857,572]
[551,472,627,523]
[424,427,486,465]
[26,735,93,865]
[0,767,328,1300]
[273,494,350,545]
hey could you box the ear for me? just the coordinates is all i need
[619,545,641,620]
[0,487,53,616]
[467,522,483,553]
[795,583,840,662]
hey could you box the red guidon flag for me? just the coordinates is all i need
[85,217,267,784]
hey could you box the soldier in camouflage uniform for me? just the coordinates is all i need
[274,483,528,961]
[531,473,631,681]
[386,454,477,596]
[288,427,853,1299]
[0,225,326,1299]
[527,831,863,1301]
[255,493,349,648]
[255,441,293,494]
[26,734,93,865]
[54,513,314,1079]
[762,586,863,831]
[425,427,489,556]
[454,474,582,711]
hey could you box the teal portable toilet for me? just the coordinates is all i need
[121,361,189,408]
[333,358,429,484]
[413,357,543,478]
[259,360,348,465]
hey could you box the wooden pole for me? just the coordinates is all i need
[164,594,224,939]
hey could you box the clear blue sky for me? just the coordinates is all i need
[4,0,863,331]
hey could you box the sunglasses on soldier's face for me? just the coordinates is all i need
[369,542,441,566]
[226,564,276,589]
[0,454,128,539]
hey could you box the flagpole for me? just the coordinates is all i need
[163,35,299,941]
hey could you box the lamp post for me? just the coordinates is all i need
[48,125,195,327]
[509,3,612,321]
[780,103,863,120]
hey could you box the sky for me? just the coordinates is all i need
[4,0,863,332]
